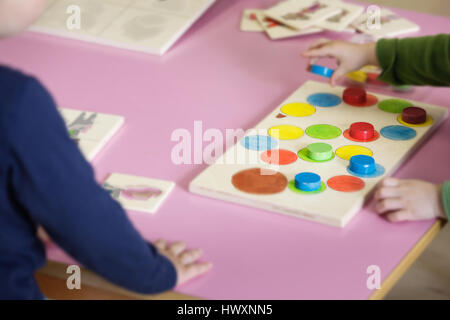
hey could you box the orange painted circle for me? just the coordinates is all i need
[327,175,365,192]
[261,149,298,165]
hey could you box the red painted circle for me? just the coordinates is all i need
[343,129,380,142]
[343,87,366,104]
[350,122,375,140]
[401,106,427,124]
[327,175,365,192]
[261,149,298,165]
[345,93,378,107]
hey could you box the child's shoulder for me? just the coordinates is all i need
[0,65,56,138]
[0,65,53,113]
[0,65,34,91]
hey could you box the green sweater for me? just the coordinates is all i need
[376,35,450,220]
[377,34,450,86]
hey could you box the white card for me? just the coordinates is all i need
[60,108,124,161]
[241,9,264,32]
[352,8,420,38]
[30,0,217,56]
[316,1,364,32]
[103,173,175,214]
[255,12,323,40]
[264,0,342,30]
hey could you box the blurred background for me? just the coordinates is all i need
[362,0,450,299]
[361,0,450,17]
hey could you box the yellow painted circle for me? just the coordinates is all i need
[280,103,315,117]
[336,145,373,161]
[397,115,434,127]
[268,125,303,140]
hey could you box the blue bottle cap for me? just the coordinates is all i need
[309,64,335,78]
[349,155,376,175]
[295,172,322,192]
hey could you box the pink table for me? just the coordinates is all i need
[1,0,449,299]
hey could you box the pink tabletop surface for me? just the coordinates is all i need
[1,0,449,299]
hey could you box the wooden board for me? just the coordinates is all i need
[29,0,216,56]
[189,81,448,227]
[60,108,124,161]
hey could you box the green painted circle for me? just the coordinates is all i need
[378,99,413,113]
[298,147,335,163]
[305,124,342,140]
[288,180,326,194]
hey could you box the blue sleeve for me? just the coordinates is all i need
[6,77,177,294]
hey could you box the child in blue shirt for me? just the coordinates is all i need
[0,0,211,299]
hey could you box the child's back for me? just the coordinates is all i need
[0,66,180,299]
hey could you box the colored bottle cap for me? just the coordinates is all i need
[349,122,375,141]
[348,155,376,175]
[401,106,427,124]
[343,87,367,104]
[306,143,333,161]
[309,64,334,78]
[295,172,322,192]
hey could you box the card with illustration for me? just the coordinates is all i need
[103,173,175,214]
[255,12,323,40]
[316,1,364,32]
[30,0,217,55]
[60,108,124,161]
[240,9,264,32]
[264,0,342,30]
[352,8,420,38]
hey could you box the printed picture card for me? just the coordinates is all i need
[103,173,175,214]
[255,11,323,40]
[264,0,342,30]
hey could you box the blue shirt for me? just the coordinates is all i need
[0,66,176,299]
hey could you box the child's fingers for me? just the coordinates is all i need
[169,241,187,255]
[375,186,401,200]
[180,249,203,265]
[380,177,400,187]
[301,46,333,58]
[183,262,213,282]
[330,66,347,86]
[385,210,411,222]
[375,198,404,214]
[154,239,166,250]
[308,38,332,50]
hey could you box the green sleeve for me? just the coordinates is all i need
[443,182,450,221]
[376,34,450,86]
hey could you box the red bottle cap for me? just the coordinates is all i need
[343,87,367,105]
[401,107,427,124]
[349,122,375,140]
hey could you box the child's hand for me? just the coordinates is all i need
[301,39,378,86]
[374,178,446,222]
[155,239,212,286]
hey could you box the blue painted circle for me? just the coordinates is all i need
[380,125,417,141]
[310,64,334,78]
[294,172,322,191]
[349,155,376,175]
[241,135,278,151]
[348,164,385,178]
[307,93,342,107]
